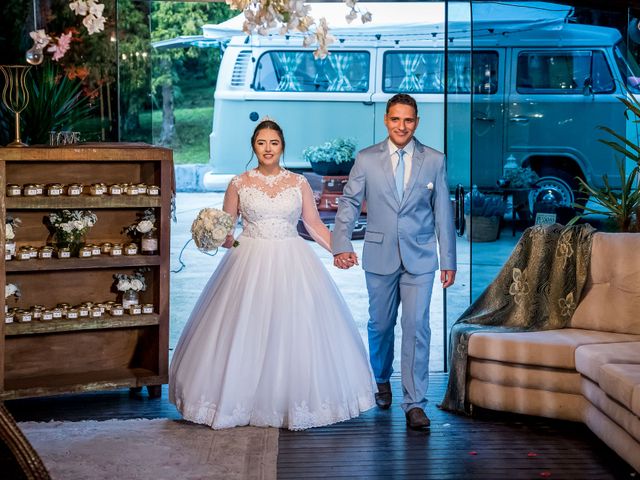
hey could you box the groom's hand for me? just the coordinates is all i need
[441,270,456,288]
[334,252,359,269]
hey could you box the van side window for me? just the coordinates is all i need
[253,51,369,92]
[517,51,614,94]
[382,51,498,94]
[613,41,640,94]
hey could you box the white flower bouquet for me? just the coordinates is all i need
[5,283,20,299]
[5,216,21,241]
[113,269,148,293]
[48,209,97,236]
[191,208,238,252]
[125,209,156,236]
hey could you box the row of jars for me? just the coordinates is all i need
[4,301,155,324]
[4,241,156,261]
[6,183,160,197]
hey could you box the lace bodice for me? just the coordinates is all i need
[230,169,305,240]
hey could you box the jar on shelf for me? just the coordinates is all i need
[128,304,142,315]
[100,242,113,254]
[89,183,105,196]
[6,184,21,196]
[109,184,123,195]
[31,307,43,320]
[90,307,102,318]
[28,246,38,259]
[35,184,45,195]
[16,247,31,261]
[77,305,90,317]
[142,304,154,315]
[5,311,14,324]
[124,184,139,196]
[52,307,63,319]
[16,310,32,323]
[5,240,16,260]
[124,243,138,256]
[89,244,101,256]
[67,184,83,196]
[110,304,124,316]
[110,243,123,256]
[121,290,139,309]
[136,183,147,195]
[141,231,158,255]
[79,246,92,258]
[47,183,64,196]
[56,247,71,259]
[38,246,54,259]
[147,185,160,196]
[41,310,53,321]
[23,184,39,196]
[66,308,79,320]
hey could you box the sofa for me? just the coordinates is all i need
[466,232,640,472]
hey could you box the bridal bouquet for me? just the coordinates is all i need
[191,208,238,252]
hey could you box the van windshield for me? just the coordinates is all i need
[614,41,640,93]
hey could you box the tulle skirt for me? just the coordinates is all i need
[169,235,376,430]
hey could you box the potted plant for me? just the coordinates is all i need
[302,138,356,176]
[569,91,640,232]
[500,166,540,221]
[464,186,507,242]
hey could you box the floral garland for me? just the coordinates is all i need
[28,0,106,63]
[226,0,371,59]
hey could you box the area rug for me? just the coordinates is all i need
[18,418,278,480]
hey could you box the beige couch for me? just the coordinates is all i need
[466,233,640,472]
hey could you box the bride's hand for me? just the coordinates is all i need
[222,235,236,249]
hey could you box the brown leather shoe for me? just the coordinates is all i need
[405,407,431,430]
[375,382,392,409]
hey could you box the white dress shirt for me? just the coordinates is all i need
[388,138,415,191]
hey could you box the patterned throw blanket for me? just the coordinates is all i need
[440,223,596,414]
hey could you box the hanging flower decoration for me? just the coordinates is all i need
[226,0,372,59]
[27,0,107,64]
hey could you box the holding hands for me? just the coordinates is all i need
[334,252,359,269]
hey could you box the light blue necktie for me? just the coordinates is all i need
[395,149,406,199]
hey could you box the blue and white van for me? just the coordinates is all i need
[171,2,640,205]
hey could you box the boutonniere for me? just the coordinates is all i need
[426,182,434,190]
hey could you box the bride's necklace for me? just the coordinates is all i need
[249,167,287,187]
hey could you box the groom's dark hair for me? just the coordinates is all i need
[386,93,418,117]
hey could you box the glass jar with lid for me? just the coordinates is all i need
[23,184,39,196]
[41,310,53,321]
[79,246,92,258]
[6,184,21,196]
[110,243,123,256]
[38,246,54,259]
[110,304,124,316]
[109,184,123,195]
[142,304,154,315]
[67,183,83,196]
[47,183,64,196]
[124,243,138,256]
[147,185,160,196]
[141,231,158,255]
[89,244,101,256]
[56,247,71,259]
[100,242,113,254]
[16,247,31,261]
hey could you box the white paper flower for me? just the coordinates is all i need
[69,0,89,16]
[130,278,144,292]
[117,279,132,292]
[83,14,106,35]
[29,29,51,48]
[136,220,154,234]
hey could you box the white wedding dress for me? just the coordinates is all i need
[169,168,375,430]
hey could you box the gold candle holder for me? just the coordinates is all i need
[0,65,32,147]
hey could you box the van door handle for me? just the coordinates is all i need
[509,116,530,124]
[473,114,495,122]
[362,101,373,106]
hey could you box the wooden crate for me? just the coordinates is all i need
[0,143,172,400]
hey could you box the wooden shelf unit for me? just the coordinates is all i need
[0,144,172,400]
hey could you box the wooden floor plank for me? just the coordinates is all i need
[4,373,637,478]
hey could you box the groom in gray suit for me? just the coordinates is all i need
[332,93,456,430]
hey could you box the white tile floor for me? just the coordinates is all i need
[169,192,518,373]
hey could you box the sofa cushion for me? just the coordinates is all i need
[575,342,640,384]
[468,329,640,369]
[469,358,582,394]
[571,233,640,334]
[598,364,640,417]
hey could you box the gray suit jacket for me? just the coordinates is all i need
[331,138,456,276]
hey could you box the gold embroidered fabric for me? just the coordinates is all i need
[440,223,596,414]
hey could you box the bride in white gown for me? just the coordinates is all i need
[169,119,376,430]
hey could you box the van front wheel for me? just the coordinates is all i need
[535,167,587,208]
